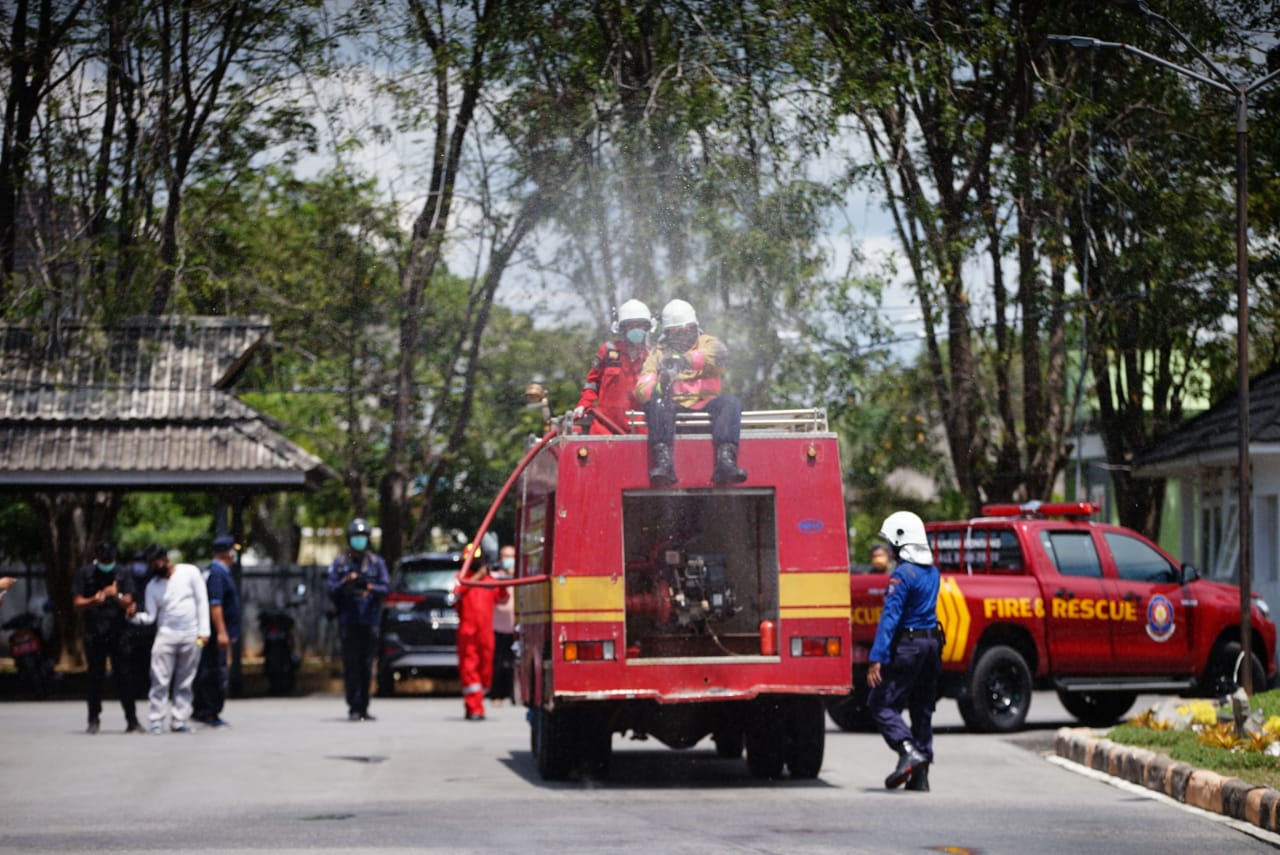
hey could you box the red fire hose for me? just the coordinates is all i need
[457,426,558,588]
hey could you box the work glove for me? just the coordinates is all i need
[572,405,587,420]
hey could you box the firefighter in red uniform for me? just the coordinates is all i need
[453,535,509,721]
[572,299,653,434]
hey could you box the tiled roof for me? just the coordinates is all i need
[0,317,330,489]
[1135,364,1280,468]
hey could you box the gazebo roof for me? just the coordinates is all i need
[0,317,331,490]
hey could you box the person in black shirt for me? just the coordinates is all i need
[73,541,142,734]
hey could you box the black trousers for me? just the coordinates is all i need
[644,393,742,447]
[193,641,229,719]
[489,631,515,702]
[85,632,137,725]
[340,623,377,715]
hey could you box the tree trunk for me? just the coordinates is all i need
[32,491,121,670]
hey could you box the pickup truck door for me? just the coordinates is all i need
[1099,530,1195,674]
[1035,529,1116,672]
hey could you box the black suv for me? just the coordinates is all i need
[377,551,464,695]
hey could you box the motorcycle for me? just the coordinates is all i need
[258,585,305,696]
[4,612,51,699]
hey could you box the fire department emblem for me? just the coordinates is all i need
[1146,594,1176,642]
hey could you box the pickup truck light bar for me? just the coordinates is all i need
[980,501,1100,520]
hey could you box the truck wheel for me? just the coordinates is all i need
[532,706,573,781]
[1056,690,1135,727]
[745,700,785,779]
[577,709,612,779]
[784,697,826,779]
[712,725,744,758]
[1202,641,1267,698]
[958,645,1031,733]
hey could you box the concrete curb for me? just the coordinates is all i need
[1054,727,1280,832]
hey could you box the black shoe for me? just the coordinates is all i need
[465,712,486,721]
[348,711,362,722]
[905,764,930,791]
[885,741,928,789]
[648,443,677,486]
[359,713,376,722]
[711,443,747,484]
[86,720,100,735]
[125,721,144,734]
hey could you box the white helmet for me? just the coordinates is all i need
[661,298,698,330]
[611,299,655,334]
[879,511,928,548]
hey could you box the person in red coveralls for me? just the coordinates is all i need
[572,299,653,434]
[453,534,509,721]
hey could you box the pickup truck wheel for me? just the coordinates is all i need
[959,645,1031,733]
[784,697,826,779]
[1202,641,1267,698]
[825,667,874,732]
[1056,690,1135,727]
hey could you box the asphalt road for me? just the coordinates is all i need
[1,690,1275,854]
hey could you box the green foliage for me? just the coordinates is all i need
[512,1,842,409]
[115,493,214,563]
[0,499,43,565]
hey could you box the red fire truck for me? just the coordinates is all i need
[833,501,1276,733]
[502,407,851,780]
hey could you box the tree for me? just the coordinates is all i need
[1044,1,1253,531]
[527,1,839,408]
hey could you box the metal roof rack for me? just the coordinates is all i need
[624,408,829,433]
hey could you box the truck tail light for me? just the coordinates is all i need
[790,636,841,657]
[563,640,615,662]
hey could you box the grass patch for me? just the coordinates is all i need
[1106,690,1280,790]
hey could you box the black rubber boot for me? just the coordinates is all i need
[648,443,677,486]
[885,740,927,789]
[905,764,930,791]
[711,442,747,484]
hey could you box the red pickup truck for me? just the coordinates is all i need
[835,502,1276,733]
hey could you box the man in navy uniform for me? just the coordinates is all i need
[327,518,389,721]
[194,534,241,727]
[866,510,941,791]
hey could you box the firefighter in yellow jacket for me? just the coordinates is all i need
[635,299,746,487]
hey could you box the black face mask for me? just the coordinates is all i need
[666,330,697,352]
[149,563,168,578]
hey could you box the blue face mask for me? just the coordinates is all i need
[349,535,369,552]
[96,562,115,573]
[625,328,646,345]
[501,558,515,571]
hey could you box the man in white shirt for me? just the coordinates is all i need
[129,544,210,733]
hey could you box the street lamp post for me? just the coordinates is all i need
[1050,8,1280,695]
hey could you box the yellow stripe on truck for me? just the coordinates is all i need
[780,572,850,618]
[551,575,624,623]
[936,576,970,663]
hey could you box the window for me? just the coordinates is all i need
[933,528,1024,574]
[1040,531,1102,578]
[1104,533,1177,584]
[394,558,462,594]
